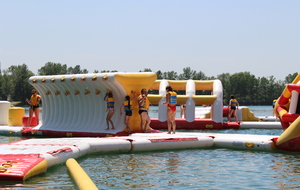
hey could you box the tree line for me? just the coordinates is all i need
[0,62,298,106]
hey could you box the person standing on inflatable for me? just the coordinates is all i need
[138,88,150,132]
[163,86,177,134]
[228,95,239,123]
[104,91,115,130]
[26,89,41,126]
[272,97,278,121]
[120,91,136,133]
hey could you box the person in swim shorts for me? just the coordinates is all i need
[163,86,177,134]
[120,91,136,133]
[26,89,41,126]
[137,88,150,132]
[228,95,239,123]
[104,91,115,130]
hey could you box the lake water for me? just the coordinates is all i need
[2,106,300,189]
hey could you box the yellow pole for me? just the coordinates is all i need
[66,158,98,190]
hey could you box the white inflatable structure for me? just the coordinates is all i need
[149,79,223,122]
[26,72,157,136]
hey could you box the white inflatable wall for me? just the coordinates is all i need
[212,80,223,122]
[158,80,169,121]
[29,74,126,132]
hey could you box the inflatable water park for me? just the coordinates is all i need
[0,72,281,137]
[0,72,300,181]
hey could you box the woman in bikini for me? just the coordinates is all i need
[163,86,177,134]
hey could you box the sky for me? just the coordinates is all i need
[0,0,299,81]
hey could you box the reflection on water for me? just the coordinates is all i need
[271,154,300,189]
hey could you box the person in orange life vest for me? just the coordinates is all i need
[137,88,150,133]
[272,97,278,121]
[104,91,115,130]
[26,89,41,126]
[228,95,240,123]
[120,91,136,133]
[163,86,177,134]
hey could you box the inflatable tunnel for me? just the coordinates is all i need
[148,79,225,130]
[22,73,157,137]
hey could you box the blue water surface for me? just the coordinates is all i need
[0,106,299,189]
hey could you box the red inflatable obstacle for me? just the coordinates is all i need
[22,115,37,127]
[276,80,300,130]
[274,73,300,152]
[0,154,47,181]
[150,118,240,130]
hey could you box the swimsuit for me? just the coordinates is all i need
[230,99,238,110]
[168,91,177,113]
[125,110,133,116]
[31,105,39,111]
[123,100,133,116]
[168,104,176,113]
[107,97,114,109]
[139,110,148,114]
[30,95,41,110]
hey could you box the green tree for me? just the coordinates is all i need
[228,72,258,105]
[38,62,67,75]
[192,71,207,80]
[8,64,34,104]
[0,70,13,100]
[156,70,163,79]
[178,67,196,80]
[139,68,152,72]
[285,72,299,83]
[217,73,231,103]
[100,70,118,73]
[67,65,88,74]
[163,71,178,80]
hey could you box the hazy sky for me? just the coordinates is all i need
[1,1,299,80]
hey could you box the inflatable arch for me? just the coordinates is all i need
[23,72,157,137]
